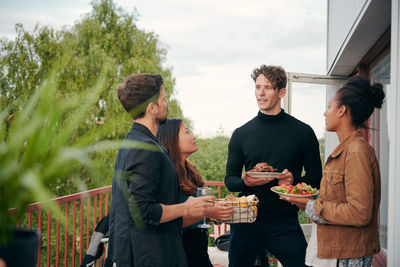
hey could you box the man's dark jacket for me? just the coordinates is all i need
[107,122,187,267]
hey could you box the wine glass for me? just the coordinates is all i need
[197,187,213,228]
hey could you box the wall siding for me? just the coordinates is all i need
[327,0,369,70]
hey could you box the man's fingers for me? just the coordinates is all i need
[244,176,274,187]
[197,196,214,205]
[221,209,233,215]
[280,196,294,203]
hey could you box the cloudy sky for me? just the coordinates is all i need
[0,0,328,138]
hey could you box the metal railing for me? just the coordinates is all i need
[13,186,111,266]
[12,181,230,267]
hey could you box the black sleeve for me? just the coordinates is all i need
[125,148,163,226]
[225,129,249,192]
[293,125,322,189]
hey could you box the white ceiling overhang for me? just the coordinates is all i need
[328,0,391,76]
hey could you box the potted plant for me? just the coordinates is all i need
[0,62,112,266]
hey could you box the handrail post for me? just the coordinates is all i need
[64,202,69,266]
[37,208,42,267]
[47,210,51,267]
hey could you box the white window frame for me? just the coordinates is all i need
[284,72,348,163]
[284,72,348,114]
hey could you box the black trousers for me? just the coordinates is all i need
[229,218,308,267]
[182,228,213,267]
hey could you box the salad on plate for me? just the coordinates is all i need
[271,182,319,198]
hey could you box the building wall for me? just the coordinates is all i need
[370,53,390,251]
[387,1,400,265]
[326,0,390,75]
[327,0,369,70]
[326,0,398,264]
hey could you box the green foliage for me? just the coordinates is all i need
[189,136,229,182]
[0,57,113,242]
[319,137,325,165]
[189,135,231,200]
[0,0,189,197]
[0,0,196,243]
[298,210,310,224]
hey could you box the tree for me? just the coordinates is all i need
[0,0,190,194]
[0,59,114,241]
[189,136,229,182]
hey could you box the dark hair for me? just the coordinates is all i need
[251,65,287,90]
[117,74,163,119]
[336,75,385,128]
[156,119,204,195]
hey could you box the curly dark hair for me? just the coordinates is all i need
[251,65,287,90]
[336,75,385,129]
[117,74,163,119]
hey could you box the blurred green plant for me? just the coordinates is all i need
[0,54,115,242]
[0,0,190,197]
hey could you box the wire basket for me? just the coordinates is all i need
[214,196,259,224]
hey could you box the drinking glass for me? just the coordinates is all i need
[197,187,213,228]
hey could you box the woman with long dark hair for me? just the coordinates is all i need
[284,75,385,267]
[157,118,233,267]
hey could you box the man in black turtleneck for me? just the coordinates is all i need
[225,65,322,267]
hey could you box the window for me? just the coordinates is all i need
[284,72,347,159]
[370,53,390,251]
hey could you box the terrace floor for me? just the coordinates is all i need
[208,247,228,267]
[206,224,313,267]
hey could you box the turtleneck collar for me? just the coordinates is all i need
[257,109,286,121]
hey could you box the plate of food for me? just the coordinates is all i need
[245,172,283,178]
[271,183,319,198]
[244,162,282,178]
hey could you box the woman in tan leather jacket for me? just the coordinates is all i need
[284,75,385,267]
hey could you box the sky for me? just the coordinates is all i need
[0,0,328,138]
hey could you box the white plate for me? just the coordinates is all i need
[270,186,319,198]
[244,171,283,178]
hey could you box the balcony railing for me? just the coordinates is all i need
[12,181,236,267]
[13,181,384,267]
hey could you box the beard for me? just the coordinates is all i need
[156,109,168,125]
[157,116,167,125]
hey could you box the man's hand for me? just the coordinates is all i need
[276,169,294,185]
[279,196,310,211]
[243,173,274,187]
[207,202,234,221]
[184,196,213,217]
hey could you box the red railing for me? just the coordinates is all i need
[12,181,229,267]
[12,186,112,267]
